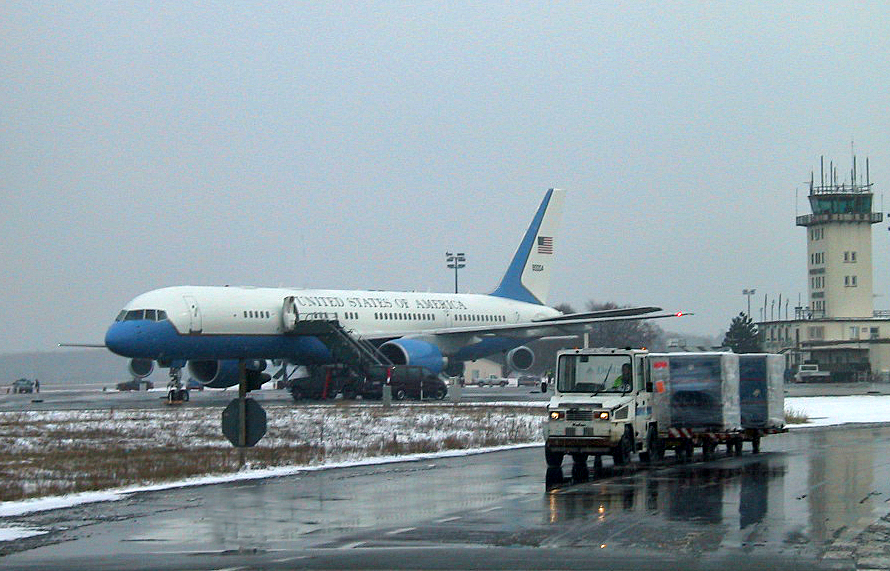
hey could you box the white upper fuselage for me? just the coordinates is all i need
[121,285,560,339]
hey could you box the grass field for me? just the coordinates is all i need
[0,403,543,502]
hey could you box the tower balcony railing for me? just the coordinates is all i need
[796,212,883,226]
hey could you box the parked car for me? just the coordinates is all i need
[116,379,154,391]
[12,378,34,393]
[361,366,448,400]
[516,375,541,387]
[476,376,507,387]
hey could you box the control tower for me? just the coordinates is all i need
[796,157,882,318]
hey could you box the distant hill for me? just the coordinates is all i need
[0,350,164,390]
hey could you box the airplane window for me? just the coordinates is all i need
[116,310,126,322]
[243,311,247,318]
[265,311,270,318]
[145,309,157,321]
[125,310,144,321]
[157,310,167,321]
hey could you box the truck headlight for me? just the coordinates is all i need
[597,411,610,420]
[549,411,564,420]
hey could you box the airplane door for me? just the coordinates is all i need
[282,296,298,332]
[183,295,202,334]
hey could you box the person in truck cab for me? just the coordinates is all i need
[612,363,633,391]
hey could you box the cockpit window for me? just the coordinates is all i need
[119,309,168,322]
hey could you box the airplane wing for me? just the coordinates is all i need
[361,308,690,341]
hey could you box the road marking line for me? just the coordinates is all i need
[436,516,462,523]
[386,527,416,535]
[339,541,366,549]
[476,506,502,513]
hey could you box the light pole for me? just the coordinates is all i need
[446,252,465,294]
[742,288,756,317]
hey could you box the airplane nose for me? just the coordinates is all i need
[105,322,138,357]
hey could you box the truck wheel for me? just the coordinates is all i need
[545,446,564,468]
[751,434,761,454]
[435,387,446,400]
[395,388,406,401]
[612,430,633,466]
[571,453,588,465]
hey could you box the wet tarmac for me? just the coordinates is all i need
[4,424,890,570]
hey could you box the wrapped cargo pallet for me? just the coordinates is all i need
[738,354,785,429]
[649,352,741,431]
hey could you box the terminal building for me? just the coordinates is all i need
[759,157,890,381]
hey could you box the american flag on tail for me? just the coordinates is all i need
[537,236,553,254]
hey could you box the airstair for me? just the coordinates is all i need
[287,319,393,373]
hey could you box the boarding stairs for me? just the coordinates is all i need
[287,319,393,375]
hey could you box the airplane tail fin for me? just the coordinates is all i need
[490,188,565,305]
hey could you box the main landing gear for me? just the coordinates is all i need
[166,367,189,404]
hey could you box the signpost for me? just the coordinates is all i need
[222,397,266,448]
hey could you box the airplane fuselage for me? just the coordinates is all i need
[105,285,561,363]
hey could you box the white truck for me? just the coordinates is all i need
[794,363,830,382]
[543,348,784,468]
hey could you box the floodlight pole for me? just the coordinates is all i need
[446,251,466,294]
[742,288,756,318]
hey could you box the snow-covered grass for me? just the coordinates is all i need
[784,395,890,427]
[0,403,543,502]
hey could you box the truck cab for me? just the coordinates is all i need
[544,348,659,468]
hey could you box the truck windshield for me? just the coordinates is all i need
[558,354,633,394]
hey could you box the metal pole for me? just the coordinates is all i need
[238,360,247,448]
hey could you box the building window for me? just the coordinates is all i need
[871,327,880,339]
[808,326,824,339]
[850,326,860,340]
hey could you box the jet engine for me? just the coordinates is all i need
[505,346,535,371]
[128,358,154,379]
[378,339,447,374]
[188,359,270,390]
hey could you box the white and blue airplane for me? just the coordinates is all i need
[102,189,681,390]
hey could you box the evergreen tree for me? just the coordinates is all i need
[722,312,760,353]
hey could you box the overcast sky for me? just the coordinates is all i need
[3,2,890,353]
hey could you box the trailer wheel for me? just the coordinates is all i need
[641,426,664,463]
[571,453,588,465]
[702,440,716,461]
[394,388,406,401]
[545,446,564,468]
[733,440,743,456]
[751,434,761,454]
[677,440,694,463]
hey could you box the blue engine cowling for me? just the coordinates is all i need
[378,339,447,374]
[505,346,535,371]
[188,359,270,389]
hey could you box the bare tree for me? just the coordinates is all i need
[582,301,664,349]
